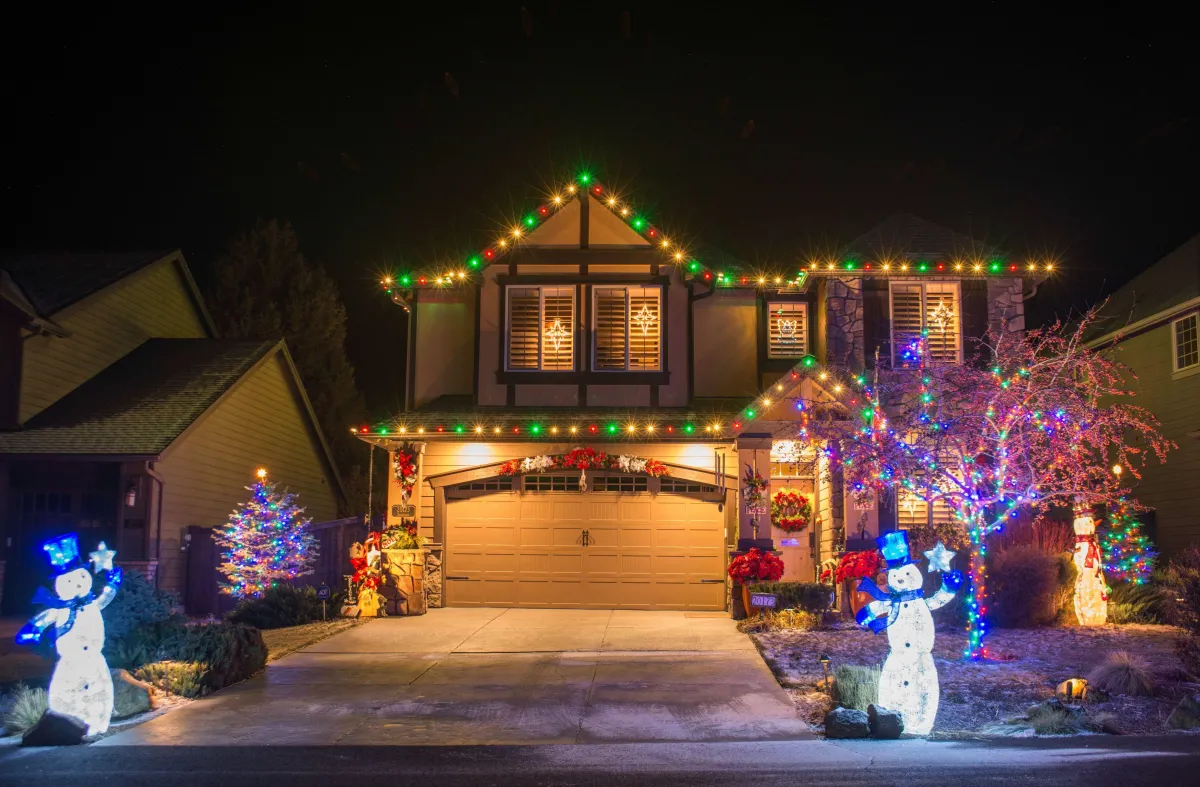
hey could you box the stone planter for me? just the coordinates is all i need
[381,549,427,616]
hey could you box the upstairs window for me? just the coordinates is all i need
[767,302,808,358]
[890,281,961,364]
[1174,313,1199,371]
[593,286,662,371]
[506,286,575,371]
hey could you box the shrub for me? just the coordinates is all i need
[746,582,834,613]
[135,661,206,699]
[1162,547,1200,635]
[2,684,47,737]
[1052,553,1079,624]
[988,545,1062,628]
[832,664,880,711]
[1027,704,1075,735]
[102,569,186,670]
[1106,581,1169,624]
[178,622,267,692]
[227,584,339,630]
[1087,650,1157,696]
[736,609,821,633]
[1175,635,1200,679]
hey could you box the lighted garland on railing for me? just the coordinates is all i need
[497,448,669,477]
[377,170,1055,298]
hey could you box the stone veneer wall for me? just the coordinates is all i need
[425,544,444,608]
[826,277,865,368]
[987,278,1026,335]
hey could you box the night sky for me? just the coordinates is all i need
[5,5,1196,415]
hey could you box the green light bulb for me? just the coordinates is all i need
[607,423,618,434]
[400,275,412,286]
[633,218,645,229]
[454,425,465,433]
[579,172,591,184]
[530,424,541,434]
[683,423,694,434]
[688,261,700,272]
[524,215,536,227]
[745,409,756,419]
[468,257,481,268]
[802,355,816,367]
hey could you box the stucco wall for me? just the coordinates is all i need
[155,351,340,596]
[1111,323,1200,556]
[693,290,757,397]
[19,258,209,421]
[412,291,475,409]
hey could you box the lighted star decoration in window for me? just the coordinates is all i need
[544,319,571,351]
[633,303,657,336]
[930,299,956,333]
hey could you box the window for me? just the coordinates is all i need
[506,286,575,371]
[593,475,649,492]
[660,478,717,494]
[767,302,808,357]
[1174,313,1199,371]
[524,475,577,492]
[593,286,661,371]
[890,282,961,364]
[896,489,955,531]
[770,462,808,479]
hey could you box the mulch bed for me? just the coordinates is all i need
[753,621,1197,737]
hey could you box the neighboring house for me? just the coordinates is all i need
[0,251,343,612]
[359,176,1042,613]
[1085,231,1200,558]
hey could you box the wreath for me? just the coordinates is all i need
[771,488,812,533]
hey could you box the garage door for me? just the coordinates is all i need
[445,475,726,609]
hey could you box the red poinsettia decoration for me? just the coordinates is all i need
[393,447,419,501]
[819,566,833,583]
[834,549,883,584]
[770,488,813,533]
[642,458,669,477]
[563,447,607,469]
[727,548,785,583]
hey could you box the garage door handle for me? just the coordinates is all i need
[700,579,725,584]
[445,576,470,581]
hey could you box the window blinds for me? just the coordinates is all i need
[594,286,661,371]
[890,282,961,364]
[506,286,575,371]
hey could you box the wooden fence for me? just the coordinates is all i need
[184,517,367,616]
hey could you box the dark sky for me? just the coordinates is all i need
[4,4,1197,415]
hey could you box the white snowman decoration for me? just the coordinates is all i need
[855,531,962,735]
[1072,506,1108,626]
[17,534,123,736]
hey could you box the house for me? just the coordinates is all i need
[359,176,1044,613]
[1085,231,1200,558]
[0,251,343,612]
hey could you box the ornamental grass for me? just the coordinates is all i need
[1086,650,1157,697]
[832,664,881,711]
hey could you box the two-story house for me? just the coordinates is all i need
[1086,231,1200,559]
[0,251,344,613]
[358,177,1038,613]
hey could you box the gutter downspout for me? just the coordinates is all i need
[146,462,166,589]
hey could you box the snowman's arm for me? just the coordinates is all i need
[97,566,124,610]
[855,599,893,634]
[15,609,58,645]
[925,570,964,611]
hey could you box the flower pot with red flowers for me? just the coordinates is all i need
[834,549,884,614]
[728,547,785,617]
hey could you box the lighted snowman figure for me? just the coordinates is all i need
[16,534,123,736]
[1072,505,1108,626]
[855,532,962,735]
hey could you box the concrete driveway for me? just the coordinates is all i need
[100,609,810,746]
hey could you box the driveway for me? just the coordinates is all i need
[100,609,810,746]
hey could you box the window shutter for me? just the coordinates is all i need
[890,283,924,362]
[594,288,628,370]
[767,302,808,358]
[629,287,661,370]
[542,288,575,370]
[924,283,961,364]
[507,288,540,369]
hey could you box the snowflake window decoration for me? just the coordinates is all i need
[633,303,657,336]
[544,319,571,352]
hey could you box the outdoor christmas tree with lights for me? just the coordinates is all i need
[214,469,318,598]
[1100,498,1158,584]
[800,308,1172,659]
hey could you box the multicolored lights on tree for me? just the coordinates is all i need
[797,310,1172,659]
[377,170,1054,299]
[1100,499,1157,584]
[214,469,318,599]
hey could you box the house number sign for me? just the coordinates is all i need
[749,593,778,609]
[391,504,415,517]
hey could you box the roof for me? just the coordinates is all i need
[841,212,1006,262]
[1086,231,1200,342]
[0,251,176,316]
[0,339,278,456]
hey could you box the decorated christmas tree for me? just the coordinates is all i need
[1101,499,1158,584]
[215,469,318,598]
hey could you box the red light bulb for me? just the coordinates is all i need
[539,206,548,215]
[484,249,494,259]
[436,426,444,432]
[589,425,598,434]
[703,271,712,281]
[593,185,602,194]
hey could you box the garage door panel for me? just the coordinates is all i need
[447,488,725,610]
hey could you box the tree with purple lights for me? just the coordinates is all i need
[801,309,1172,659]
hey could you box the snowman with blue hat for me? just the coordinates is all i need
[855,531,963,735]
[16,533,123,736]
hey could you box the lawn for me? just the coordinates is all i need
[752,621,1195,736]
[261,618,365,661]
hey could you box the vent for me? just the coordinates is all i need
[767,302,808,358]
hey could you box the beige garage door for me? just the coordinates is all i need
[445,476,726,609]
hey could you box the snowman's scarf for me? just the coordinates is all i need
[856,578,925,634]
[27,587,96,642]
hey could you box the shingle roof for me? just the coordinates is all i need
[0,339,279,456]
[842,212,1005,262]
[1087,231,1200,340]
[0,251,173,316]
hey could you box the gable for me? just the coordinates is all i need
[522,193,652,249]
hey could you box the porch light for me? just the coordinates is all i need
[125,482,138,507]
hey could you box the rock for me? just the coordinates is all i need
[1168,694,1200,729]
[21,711,87,746]
[111,669,154,719]
[867,704,905,739]
[824,707,869,739]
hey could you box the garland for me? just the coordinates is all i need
[497,448,669,477]
[771,488,812,533]
[393,446,419,503]
[742,465,768,517]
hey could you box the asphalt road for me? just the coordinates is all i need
[3,737,1199,787]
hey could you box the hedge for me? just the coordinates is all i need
[745,581,834,613]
